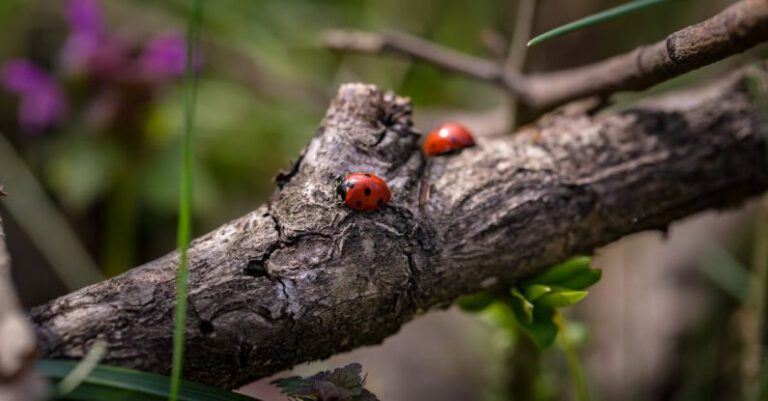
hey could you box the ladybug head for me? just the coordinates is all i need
[336,180,348,201]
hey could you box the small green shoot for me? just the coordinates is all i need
[170,0,203,400]
[458,257,600,400]
[39,360,260,401]
[527,0,667,47]
[458,256,602,348]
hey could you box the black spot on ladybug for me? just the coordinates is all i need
[356,200,362,207]
[377,197,384,206]
[450,137,458,144]
[199,320,214,335]
[364,187,372,196]
[348,183,354,189]
[364,174,371,177]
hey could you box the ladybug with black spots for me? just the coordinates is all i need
[336,173,392,211]
[422,122,476,157]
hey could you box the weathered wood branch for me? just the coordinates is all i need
[31,65,768,389]
[325,0,768,113]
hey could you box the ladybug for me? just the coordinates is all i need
[422,122,476,157]
[336,173,392,211]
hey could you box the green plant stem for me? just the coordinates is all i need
[527,0,666,47]
[555,312,590,401]
[170,0,202,400]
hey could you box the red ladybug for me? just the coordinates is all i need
[336,173,392,211]
[422,122,476,157]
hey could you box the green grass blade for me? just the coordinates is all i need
[171,0,203,400]
[39,360,261,401]
[527,0,667,47]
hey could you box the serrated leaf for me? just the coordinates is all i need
[534,289,588,308]
[271,376,316,399]
[517,305,559,349]
[522,284,552,301]
[526,256,592,286]
[38,360,260,401]
[509,287,534,324]
[324,363,364,395]
[456,292,496,312]
[272,363,377,401]
[527,0,667,47]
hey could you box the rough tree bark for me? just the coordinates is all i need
[28,63,768,389]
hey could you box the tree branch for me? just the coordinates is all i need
[0,190,45,401]
[29,64,768,389]
[324,0,768,113]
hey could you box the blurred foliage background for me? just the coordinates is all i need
[1,0,766,400]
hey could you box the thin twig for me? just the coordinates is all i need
[323,29,526,92]
[505,0,536,73]
[506,0,537,127]
[324,0,768,114]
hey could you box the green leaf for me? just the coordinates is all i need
[517,305,559,349]
[522,284,551,301]
[526,256,592,286]
[456,292,496,312]
[38,360,260,401]
[527,0,667,47]
[557,268,602,290]
[509,287,534,324]
[534,288,588,308]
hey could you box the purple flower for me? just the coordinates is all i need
[140,34,198,81]
[66,0,103,36]
[1,60,67,133]
[61,0,128,78]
